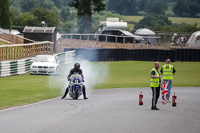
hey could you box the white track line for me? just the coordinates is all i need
[0,89,123,113]
[0,97,60,113]
[0,90,95,113]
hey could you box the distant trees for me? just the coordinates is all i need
[13,6,59,27]
[108,0,138,15]
[0,0,12,30]
[134,14,172,30]
[6,0,200,33]
[134,14,199,32]
[60,6,73,22]
[70,0,106,33]
[20,0,56,12]
[173,0,200,17]
[107,0,200,17]
[107,0,168,15]
[31,6,59,27]
[144,1,167,14]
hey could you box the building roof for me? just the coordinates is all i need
[23,26,56,33]
[135,28,156,36]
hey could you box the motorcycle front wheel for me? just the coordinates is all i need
[74,87,79,99]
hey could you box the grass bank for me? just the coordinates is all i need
[123,16,200,30]
[0,61,199,109]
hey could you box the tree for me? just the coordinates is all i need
[60,6,75,22]
[70,0,106,33]
[16,12,39,26]
[188,2,200,17]
[134,14,172,30]
[144,1,167,14]
[51,0,71,9]
[173,0,189,17]
[108,0,138,15]
[20,0,57,12]
[31,6,59,27]
[0,0,12,29]
[173,0,200,17]
[9,0,21,16]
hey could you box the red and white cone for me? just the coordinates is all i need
[139,91,143,105]
[172,92,177,107]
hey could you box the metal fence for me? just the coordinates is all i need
[0,41,54,61]
[60,33,192,45]
[61,34,142,44]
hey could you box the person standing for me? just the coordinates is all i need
[161,59,176,103]
[150,62,161,110]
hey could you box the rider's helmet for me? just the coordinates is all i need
[74,63,80,69]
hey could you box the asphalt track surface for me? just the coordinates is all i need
[0,87,200,133]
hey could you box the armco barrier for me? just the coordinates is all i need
[55,50,76,64]
[0,51,75,77]
[64,48,200,62]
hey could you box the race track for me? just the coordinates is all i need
[0,87,200,133]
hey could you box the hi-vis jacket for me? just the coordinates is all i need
[150,68,160,87]
[162,64,174,80]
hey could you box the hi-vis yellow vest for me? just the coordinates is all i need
[162,64,173,80]
[150,68,160,87]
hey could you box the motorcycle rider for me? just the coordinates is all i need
[61,63,88,99]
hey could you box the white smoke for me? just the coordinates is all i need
[77,60,109,90]
[49,59,109,97]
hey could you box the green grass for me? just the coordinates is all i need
[95,61,200,89]
[0,75,61,109]
[123,16,144,23]
[168,17,200,25]
[0,61,200,109]
[123,16,200,30]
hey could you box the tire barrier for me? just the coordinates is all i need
[0,51,76,77]
[0,58,32,77]
[64,48,200,62]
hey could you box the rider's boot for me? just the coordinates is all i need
[83,86,88,99]
[61,88,69,99]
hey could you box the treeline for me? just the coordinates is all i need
[1,0,199,33]
[107,0,200,17]
[9,0,75,31]
[134,14,199,33]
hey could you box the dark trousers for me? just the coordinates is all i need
[151,86,160,108]
[62,85,87,99]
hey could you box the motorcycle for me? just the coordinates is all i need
[68,74,83,99]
